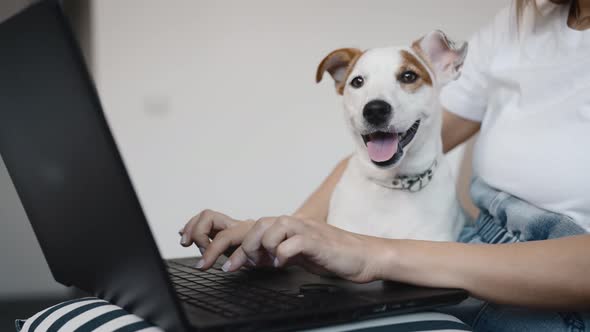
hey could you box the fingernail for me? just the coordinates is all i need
[273,257,279,267]
[221,260,232,272]
[198,247,206,255]
[180,234,189,245]
[195,259,204,269]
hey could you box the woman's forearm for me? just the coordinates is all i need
[442,110,480,153]
[376,235,590,310]
[293,156,350,222]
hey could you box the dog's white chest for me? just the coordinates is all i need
[327,159,463,241]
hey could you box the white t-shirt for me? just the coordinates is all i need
[440,1,590,230]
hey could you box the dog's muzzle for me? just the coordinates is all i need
[361,119,421,167]
[363,100,392,127]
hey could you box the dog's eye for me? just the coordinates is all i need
[399,70,418,84]
[350,76,364,89]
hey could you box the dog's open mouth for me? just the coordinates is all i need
[361,120,421,167]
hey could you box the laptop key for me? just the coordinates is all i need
[168,262,302,317]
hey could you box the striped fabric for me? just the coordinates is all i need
[305,312,472,332]
[15,297,163,332]
[15,298,471,332]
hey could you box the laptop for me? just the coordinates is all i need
[0,1,467,331]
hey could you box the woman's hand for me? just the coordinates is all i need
[222,215,390,283]
[180,209,256,269]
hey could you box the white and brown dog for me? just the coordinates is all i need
[316,31,467,241]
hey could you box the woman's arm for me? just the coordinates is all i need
[217,214,590,311]
[442,110,480,153]
[377,236,590,310]
[293,156,350,222]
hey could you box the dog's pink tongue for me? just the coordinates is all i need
[367,134,398,162]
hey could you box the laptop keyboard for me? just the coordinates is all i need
[167,261,301,318]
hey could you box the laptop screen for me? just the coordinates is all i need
[0,2,187,330]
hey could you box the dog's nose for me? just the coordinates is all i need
[363,100,392,127]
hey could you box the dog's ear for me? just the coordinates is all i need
[412,30,467,84]
[316,48,362,95]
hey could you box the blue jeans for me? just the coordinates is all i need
[441,177,590,332]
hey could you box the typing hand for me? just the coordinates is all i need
[180,209,256,270]
[222,215,387,283]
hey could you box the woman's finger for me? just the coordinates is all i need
[180,212,201,247]
[260,216,302,257]
[197,227,243,270]
[240,217,277,264]
[182,209,234,249]
[274,235,306,267]
[191,209,234,249]
[223,246,249,272]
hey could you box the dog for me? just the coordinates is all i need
[316,31,467,241]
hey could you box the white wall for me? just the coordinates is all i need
[92,0,508,259]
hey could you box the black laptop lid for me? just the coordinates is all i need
[0,2,187,331]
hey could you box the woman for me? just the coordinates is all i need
[180,0,590,330]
